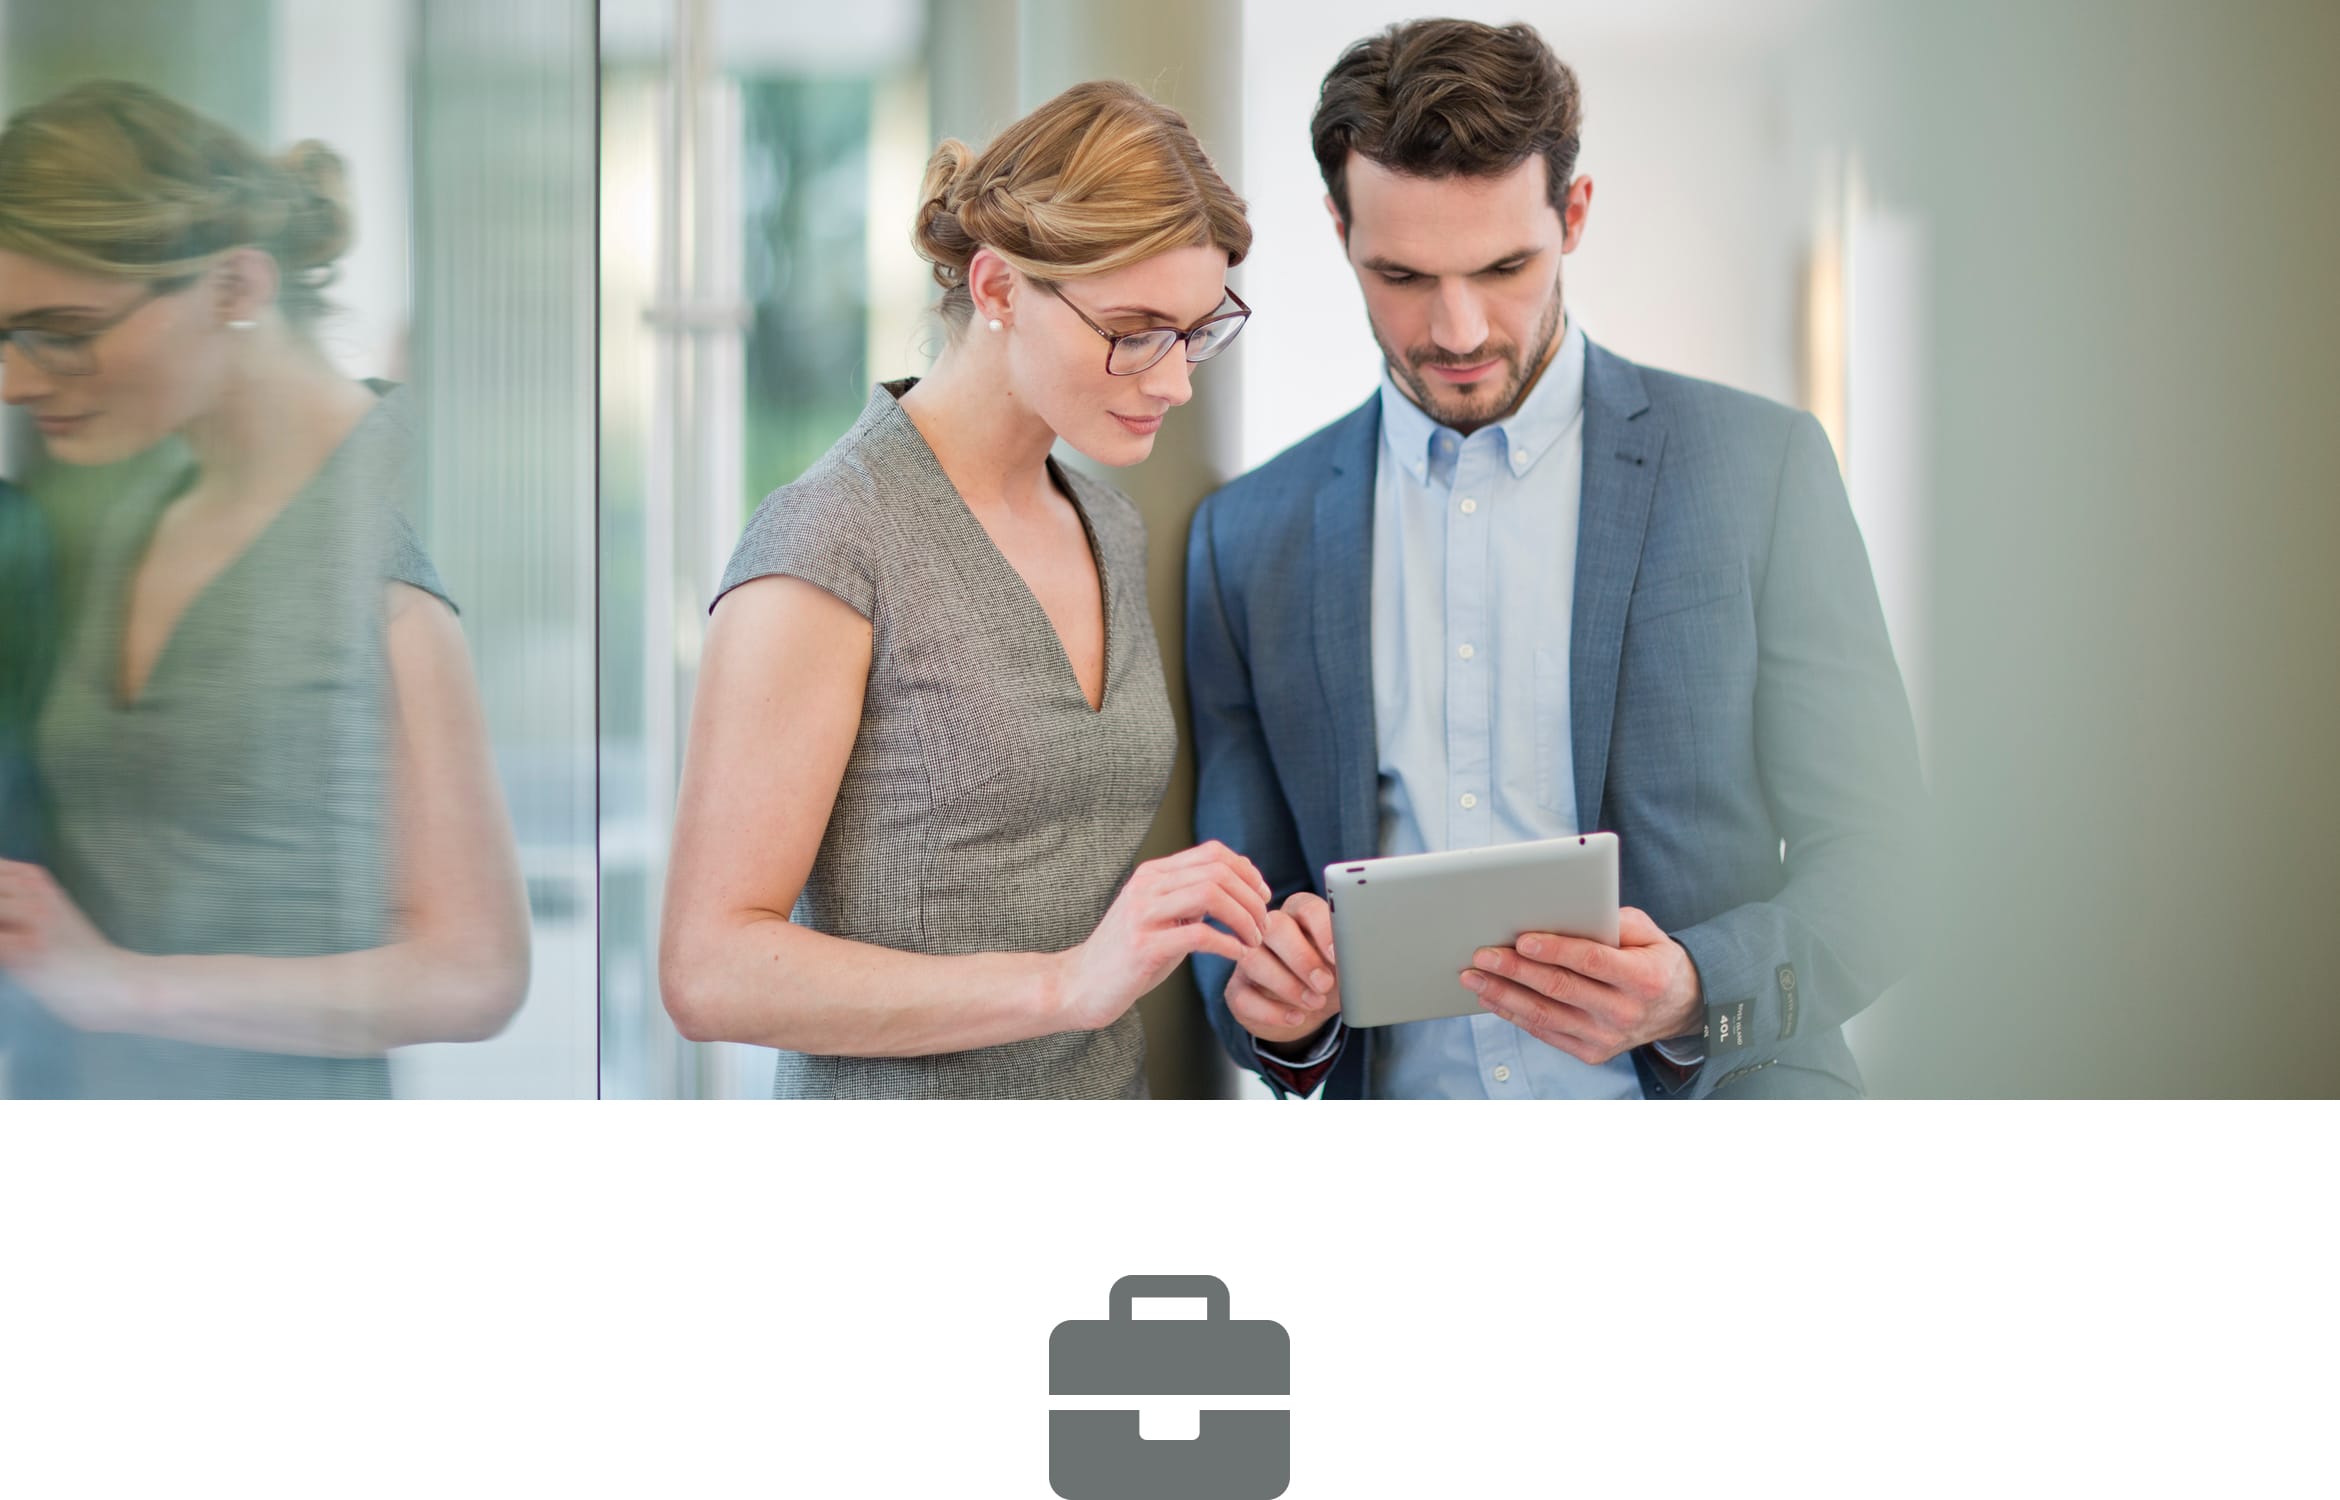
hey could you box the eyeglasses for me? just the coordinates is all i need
[1051,285,1251,376]
[0,279,182,378]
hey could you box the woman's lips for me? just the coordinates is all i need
[1111,411,1163,436]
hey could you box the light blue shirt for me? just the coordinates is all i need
[1363,317,1641,1099]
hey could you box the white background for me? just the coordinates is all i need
[4,1104,2328,1497]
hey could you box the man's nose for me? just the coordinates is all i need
[1428,281,1490,356]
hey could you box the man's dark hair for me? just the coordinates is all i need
[1311,18,1584,223]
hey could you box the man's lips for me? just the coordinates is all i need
[35,412,91,435]
[1422,357,1503,384]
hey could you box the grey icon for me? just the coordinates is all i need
[1049,1275,1290,1500]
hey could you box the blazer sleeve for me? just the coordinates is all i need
[1669,411,1929,1096]
[1183,490,1343,1095]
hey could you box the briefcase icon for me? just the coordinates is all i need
[1049,1275,1290,1500]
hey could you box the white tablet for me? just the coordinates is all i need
[1324,833,1620,1028]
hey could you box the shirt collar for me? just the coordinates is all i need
[1378,312,1586,483]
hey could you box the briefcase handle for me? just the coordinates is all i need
[1108,1274,1230,1322]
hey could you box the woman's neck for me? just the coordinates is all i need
[896,336,1061,513]
[177,336,377,513]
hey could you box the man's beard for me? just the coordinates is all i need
[1377,271,1566,433]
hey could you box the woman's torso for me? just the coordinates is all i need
[24,387,450,1098]
[718,381,1176,1099]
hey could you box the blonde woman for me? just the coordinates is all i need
[661,81,1268,1098]
[0,82,528,1096]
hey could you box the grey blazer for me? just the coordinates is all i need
[1185,340,1927,1098]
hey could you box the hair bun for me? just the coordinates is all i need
[273,138,352,271]
[912,137,979,289]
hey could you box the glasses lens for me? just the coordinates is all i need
[1107,328,1179,375]
[6,332,85,377]
[1184,314,1248,364]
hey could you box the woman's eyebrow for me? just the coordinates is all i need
[2,302,105,325]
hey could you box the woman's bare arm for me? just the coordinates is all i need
[657,575,1268,1054]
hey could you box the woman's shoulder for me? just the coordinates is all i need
[719,394,918,617]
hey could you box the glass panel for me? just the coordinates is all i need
[0,0,597,1097]
[597,0,928,1098]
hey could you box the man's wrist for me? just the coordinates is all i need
[1255,1014,1342,1066]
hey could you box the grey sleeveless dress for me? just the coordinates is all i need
[713,380,1176,1099]
[21,386,453,1098]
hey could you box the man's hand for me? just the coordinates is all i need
[1224,891,1342,1048]
[1460,905,1702,1065]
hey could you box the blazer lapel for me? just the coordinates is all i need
[1571,342,1666,834]
[1308,393,1383,864]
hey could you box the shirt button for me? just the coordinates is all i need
[1459,792,1478,810]
[1459,497,1478,515]
[1457,643,1475,660]
[1493,1065,1512,1083]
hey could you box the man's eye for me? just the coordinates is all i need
[1379,272,1418,287]
[1484,263,1526,278]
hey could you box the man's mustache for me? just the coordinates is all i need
[1409,347,1514,372]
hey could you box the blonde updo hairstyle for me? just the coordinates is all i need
[912,79,1250,337]
[0,79,352,325]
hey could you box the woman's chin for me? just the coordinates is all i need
[1065,427,1158,469]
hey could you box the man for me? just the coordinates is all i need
[1185,19,1926,1098]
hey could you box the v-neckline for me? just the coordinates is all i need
[104,385,390,711]
[109,465,297,710]
[882,386,1115,716]
[981,454,1112,716]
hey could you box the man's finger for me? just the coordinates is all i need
[1286,891,1337,962]
[1517,930,1623,984]
[1262,910,1334,996]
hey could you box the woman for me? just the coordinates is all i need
[661,81,1270,1098]
[0,81,529,1097]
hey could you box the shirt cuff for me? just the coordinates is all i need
[1651,1032,1707,1069]
[1253,1018,1346,1098]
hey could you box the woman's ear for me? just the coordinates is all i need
[966,247,1017,331]
[211,246,281,327]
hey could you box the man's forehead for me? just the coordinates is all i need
[1340,153,1562,264]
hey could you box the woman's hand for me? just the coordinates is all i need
[1055,841,1271,1032]
[0,858,137,1031]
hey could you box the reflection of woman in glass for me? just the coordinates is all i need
[663,82,1268,1098]
[0,82,529,1097]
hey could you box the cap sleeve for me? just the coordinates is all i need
[385,509,459,616]
[712,479,877,619]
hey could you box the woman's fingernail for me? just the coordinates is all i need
[1461,970,1486,991]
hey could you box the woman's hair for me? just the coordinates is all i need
[0,80,352,324]
[912,79,1250,334]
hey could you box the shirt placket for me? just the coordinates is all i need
[1442,430,1514,1095]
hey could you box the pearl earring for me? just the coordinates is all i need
[987,318,1004,333]
[227,319,257,331]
